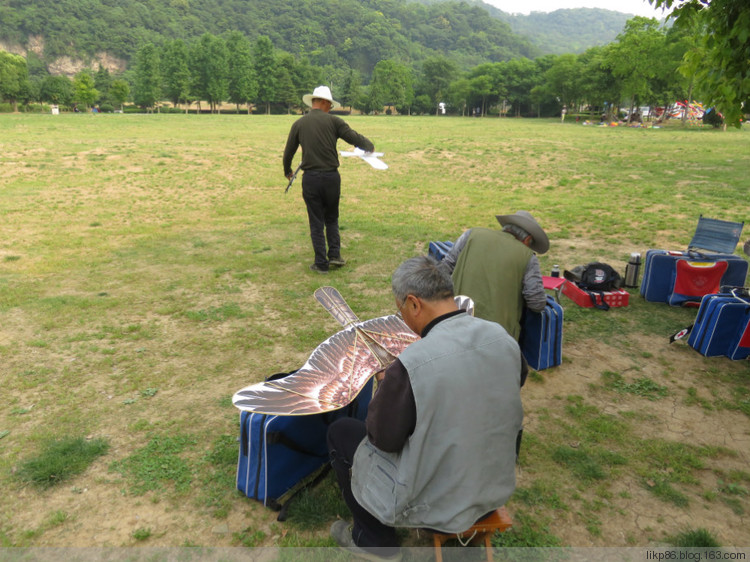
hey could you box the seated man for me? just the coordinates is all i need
[439,210,549,341]
[327,255,525,560]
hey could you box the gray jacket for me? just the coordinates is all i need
[351,313,523,532]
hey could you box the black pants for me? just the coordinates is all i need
[327,418,400,554]
[302,170,341,270]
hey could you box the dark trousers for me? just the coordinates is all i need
[327,418,400,554]
[302,170,341,270]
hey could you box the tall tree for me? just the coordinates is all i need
[94,65,112,103]
[340,69,363,112]
[161,39,192,111]
[109,79,130,112]
[448,77,472,116]
[647,23,691,121]
[0,50,29,112]
[575,45,618,119]
[543,53,583,111]
[607,17,665,116]
[133,43,161,111]
[291,57,322,108]
[369,59,413,114]
[649,0,750,127]
[190,34,229,113]
[419,56,458,116]
[469,74,492,117]
[73,71,100,110]
[40,75,73,106]
[275,54,298,114]
[504,58,540,117]
[225,31,257,114]
[253,36,277,115]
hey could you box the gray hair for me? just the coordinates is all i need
[391,256,454,304]
[502,223,531,243]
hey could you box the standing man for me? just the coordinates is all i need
[327,256,524,560]
[283,86,375,274]
[439,210,549,341]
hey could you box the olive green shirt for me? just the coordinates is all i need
[283,109,374,176]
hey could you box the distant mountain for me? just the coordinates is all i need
[497,8,637,54]
[417,0,640,54]
[0,0,650,81]
[0,0,539,77]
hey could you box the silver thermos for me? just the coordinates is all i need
[624,253,641,288]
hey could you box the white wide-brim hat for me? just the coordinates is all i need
[496,210,550,254]
[302,86,341,109]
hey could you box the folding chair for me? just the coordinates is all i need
[688,215,744,255]
[640,215,748,305]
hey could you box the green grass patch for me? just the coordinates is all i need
[643,477,690,507]
[601,371,669,400]
[669,528,721,547]
[110,433,197,495]
[132,527,152,541]
[551,445,607,482]
[283,471,349,531]
[16,436,109,489]
[197,434,240,518]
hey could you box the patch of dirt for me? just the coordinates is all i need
[519,334,750,546]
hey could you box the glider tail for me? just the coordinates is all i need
[314,286,360,327]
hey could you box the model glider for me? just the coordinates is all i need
[339,147,388,170]
[232,287,474,416]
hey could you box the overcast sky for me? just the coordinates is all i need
[485,0,672,18]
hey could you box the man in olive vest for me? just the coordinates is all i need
[327,256,524,560]
[439,210,549,341]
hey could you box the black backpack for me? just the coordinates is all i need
[564,262,623,310]
[577,262,622,291]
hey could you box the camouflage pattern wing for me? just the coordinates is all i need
[314,286,360,327]
[350,314,419,364]
[232,296,468,416]
[233,324,382,415]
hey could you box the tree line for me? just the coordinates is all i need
[0,18,705,119]
[2,1,748,126]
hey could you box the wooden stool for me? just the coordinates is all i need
[432,507,513,562]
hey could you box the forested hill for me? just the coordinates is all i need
[417,0,639,55]
[0,0,540,76]
[499,8,636,54]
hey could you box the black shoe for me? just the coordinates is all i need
[309,263,329,274]
[329,257,347,267]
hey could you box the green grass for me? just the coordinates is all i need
[669,528,722,547]
[109,434,197,495]
[16,437,110,489]
[1,114,749,548]
[601,371,669,400]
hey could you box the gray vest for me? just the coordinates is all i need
[351,313,523,532]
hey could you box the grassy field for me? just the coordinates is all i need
[1,113,749,551]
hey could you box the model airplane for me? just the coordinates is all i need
[339,147,388,170]
[232,287,474,416]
